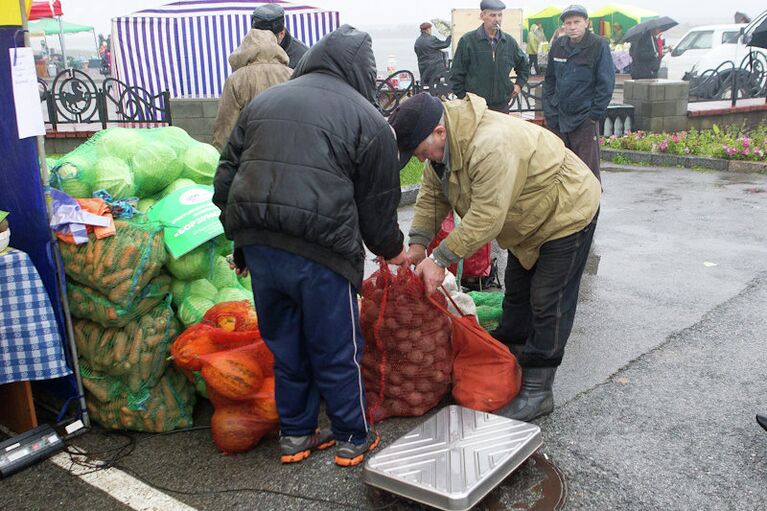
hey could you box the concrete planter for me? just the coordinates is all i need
[601,148,767,174]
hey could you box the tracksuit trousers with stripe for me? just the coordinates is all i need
[242,245,369,444]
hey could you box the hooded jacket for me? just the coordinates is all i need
[211,29,293,150]
[410,94,600,270]
[213,25,404,291]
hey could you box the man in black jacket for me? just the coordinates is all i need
[543,5,614,182]
[414,22,451,89]
[214,25,406,467]
[251,4,308,68]
[450,0,530,113]
[630,29,661,79]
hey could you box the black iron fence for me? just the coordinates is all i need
[687,51,767,105]
[39,69,171,129]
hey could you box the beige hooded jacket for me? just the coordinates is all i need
[212,29,293,150]
[411,94,601,269]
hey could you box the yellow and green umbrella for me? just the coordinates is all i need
[589,3,658,39]
[524,6,564,42]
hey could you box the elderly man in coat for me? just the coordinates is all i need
[388,92,600,421]
[211,28,292,150]
[414,21,452,89]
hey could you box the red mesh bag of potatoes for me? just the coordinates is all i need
[360,259,452,422]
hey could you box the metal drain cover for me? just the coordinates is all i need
[363,405,542,511]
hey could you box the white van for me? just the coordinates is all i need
[659,24,744,80]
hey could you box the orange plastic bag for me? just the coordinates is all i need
[431,289,521,412]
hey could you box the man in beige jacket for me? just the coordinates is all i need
[212,29,293,151]
[388,92,600,421]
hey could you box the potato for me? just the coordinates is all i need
[387,371,404,386]
[402,381,415,392]
[433,370,449,384]
[404,391,424,407]
[396,340,413,353]
[422,353,435,367]
[416,380,433,393]
[434,347,449,361]
[407,351,424,364]
[402,364,419,378]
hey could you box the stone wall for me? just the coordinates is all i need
[623,80,689,133]
[169,98,220,145]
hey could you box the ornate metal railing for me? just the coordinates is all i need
[687,51,767,105]
[39,69,171,129]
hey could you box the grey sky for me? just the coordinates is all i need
[58,1,767,36]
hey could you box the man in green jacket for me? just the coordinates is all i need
[388,92,600,421]
[450,0,530,113]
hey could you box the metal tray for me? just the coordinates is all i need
[363,405,542,511]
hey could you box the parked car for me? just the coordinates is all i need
[659,24,744,80]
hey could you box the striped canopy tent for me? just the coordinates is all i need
[524,6,563,42]
[589,3,658,39]
[111,0,341,98]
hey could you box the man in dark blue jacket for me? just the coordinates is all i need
[214,25,406,468]
[543,5,614,182]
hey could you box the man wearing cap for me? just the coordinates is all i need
[251,4,309,68]
[450,0,530,113]
[543,5,614,183]
[388,92,600,422]
[414,22,452,89]
[212,28,292,150]
[214,25,406,466]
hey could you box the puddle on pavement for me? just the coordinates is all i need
[364,451,567,511]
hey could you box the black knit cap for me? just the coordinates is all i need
[388,93,444,168]
[251,4,285,33]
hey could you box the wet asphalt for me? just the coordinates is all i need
[2,163,766,510]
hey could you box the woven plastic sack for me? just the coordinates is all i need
[67,273,171,328]
[82,364,195,432]
[60,220,167,308]
[73,300,180,394]
[468,291,504,331]
[360,259,452,422]
[432,290,521,412]
[427,211,492,278]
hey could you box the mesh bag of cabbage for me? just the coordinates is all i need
[360,259,452,422]
[67,273,171,328]
[73,299,180,394]
[82,364,195,432]
[59,220,167,309]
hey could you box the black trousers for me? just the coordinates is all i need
[550,119,602,184]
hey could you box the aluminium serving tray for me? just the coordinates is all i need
[363,405,542,511]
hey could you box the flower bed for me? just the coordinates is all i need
[601,125,767,162]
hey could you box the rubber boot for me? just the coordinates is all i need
[496,367,557,422]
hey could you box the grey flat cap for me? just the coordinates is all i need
[480,0,506,11]
[560,4,589,21]
[251,4,285,32]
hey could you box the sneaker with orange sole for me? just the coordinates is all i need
[279,428,336,464]
[334,431,380,467]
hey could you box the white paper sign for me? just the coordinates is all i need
[9,47,46,139]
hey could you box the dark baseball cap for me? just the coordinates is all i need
[251,4,285,33]
[388,93,444,168]
[560,4,589,21]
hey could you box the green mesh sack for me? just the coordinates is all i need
[93,156,135,199]
[214,287,252,304]
[59,220,168,308]
[170,278,217,308]
[468,291,504,331]
[152,126,195,158]
[67,274,171,328]
[132,141,184,197]
[94,127,144,161]
[73,300,180,394]
[160,178,197,198]
[237,272,252,291]
[166,242,215,281]
[181,142,219,184]
[51,153,97,198]
[210,255,239,290]
[192,370,208,399]
[84,365,195,432]
[178,295,215,327]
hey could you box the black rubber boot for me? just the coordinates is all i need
[757,414,767,432]
[496,367,557,422]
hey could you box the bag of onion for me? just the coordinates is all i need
[360,260,452,422]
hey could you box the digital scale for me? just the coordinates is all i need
[0,424,65,478]
[364,405,542,511]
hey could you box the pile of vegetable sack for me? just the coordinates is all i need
[360,261,452,422]
[60,220,195,432]
[171,301,278,454]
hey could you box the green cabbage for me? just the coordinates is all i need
[154,126,194,158]
[171,278,217,307]
[210,256,239,290]
[166,244,213,280]
[160,178,197,198]
[214,287,251,304]
[96,127,144,161]
[92,156,135,199]
[137,198,157,213]
[178,296,214,327]
[132,142,183,197]
[181,143,219,185]
[237,272,252,291]
[59,178,92,198]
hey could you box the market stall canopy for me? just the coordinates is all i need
[29,18,93,36]
[111,0,341,98]
[28,0,63,20]
[621,16,678,44]
[524,6,563,41]
[589,3,658,39]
